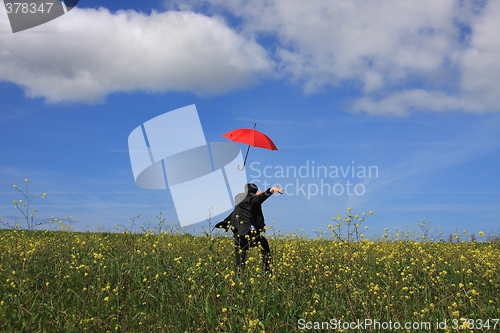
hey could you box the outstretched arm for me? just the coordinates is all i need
[213,212,232,232]
[255,186,284,203]
[256,187,283,195]
[270,186,283,194]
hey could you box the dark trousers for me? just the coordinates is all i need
[234,232,271,273]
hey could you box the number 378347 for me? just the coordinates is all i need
[5,2,54,14]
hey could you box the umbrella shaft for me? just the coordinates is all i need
[243,144,251,166]
[242,125,255,168]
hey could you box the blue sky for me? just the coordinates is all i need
[1,0,499,238]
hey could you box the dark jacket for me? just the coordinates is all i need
[232,188,273,236]
[215,189,273,235]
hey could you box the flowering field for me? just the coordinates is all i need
[1,220,499,333]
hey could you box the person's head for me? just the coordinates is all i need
[244,183,259,195]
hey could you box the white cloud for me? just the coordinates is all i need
[460,0,500,109]
[189,0,461,89]
[351,90,481,116]
[0,6,273,103]
[2,0,500,115]
[350,0,500,115]
[175,0,500,115]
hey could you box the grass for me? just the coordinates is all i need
[1,220,500,332]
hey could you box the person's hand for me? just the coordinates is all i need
[271,186,283,194]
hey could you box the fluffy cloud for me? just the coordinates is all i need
[349,0,500,115]
[351,90,480,116]
[178,0,460,87]
[0,6,273,103]
[460,0,500,109]
[2,0,500,115]
[174,0,500,115]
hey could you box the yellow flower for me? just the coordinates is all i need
[479,231,484,237]
[104,297,109,301]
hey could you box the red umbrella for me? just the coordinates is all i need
[222,124,278,170]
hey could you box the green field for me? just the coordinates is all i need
[1,219,499,332]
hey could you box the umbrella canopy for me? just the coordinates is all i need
[222,124,278,170]
[222,129,278,151]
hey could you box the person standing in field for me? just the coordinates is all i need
[219,183,283,274]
